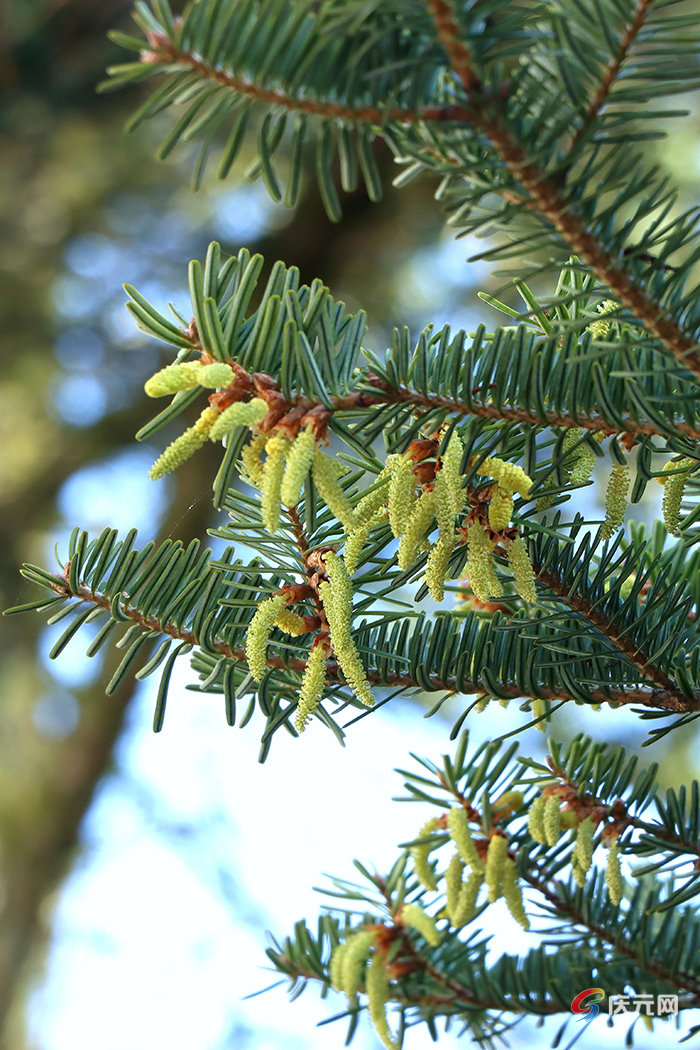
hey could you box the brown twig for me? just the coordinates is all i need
[139,39,475,127]
[534,563,682,699]
[42,572,700,715]
[424,0,700,377]
[525,872,700,1002]
[176,338,700,444]
[565,0,655,158]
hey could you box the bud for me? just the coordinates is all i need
[485,834,509,903]
[343,507,387,576]
[465,520,503,602]
[544,795,561,846]
[329,941,348,992]
[424,534,455,602]
[387,453,417,538]
[660,457,695,535]
[295,640,330,733]
[341,928,375,998]
[240,433,267,489]
[476,457,532,498]
[600,463,629,540]
[572,858,587,887]
[245,593,287,682]
[488,484,515,531]
[574,815,596,873]
[261,433,290,534]
[144,361,204,397]
[570,430,604,486]
[400,903,441,947]
[439,430,466,515]
[274,608,311,636]
[398,489,436,570]
[411,817,440,892]
[531,697,547,732]
[507,534,537,603]
[312,451,356,529]
[527,794,548,846]
[605,839,623,905]
[452,868,483,928]
[148,406,218,479]
[320,553,374,708]
[536,427,582,511]
[501,856,529,930]
[587,299,618,340]
[491,790,523,823]
[208,397,268,441]
[280,425,317,508]
[197,362,235,388]
[353,469,391,527]
[447,806,485,872]
[366,952,398,1050]
[445,852,464,920]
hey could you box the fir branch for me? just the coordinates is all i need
[40,569,700,716]
[425,0,700,376]
[373,376,700,444]
[565,0,655,158]
[139,37,474,126]
[526,873,700,1003]
[534,563,682,700]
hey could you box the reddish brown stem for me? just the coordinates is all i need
[425,0,700,377]
[566,0,655,158]
[140,41,475,126]
[43,573,700,715]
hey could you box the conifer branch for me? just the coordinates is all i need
[141,329,700,444]
[42,570,700,716]
[524,873,700,1002]
[425,0,700,377]
[565,0,655,158]
[378,378,700,443]
[139,38,474,127]
[533,563,683,701]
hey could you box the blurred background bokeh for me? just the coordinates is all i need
[2,2,700,1048]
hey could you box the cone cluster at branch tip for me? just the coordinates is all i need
[329,931,398,1050]
[587,299,618,340]
[241,427,358,535]
[445,807,528,928]
[527,793,623,900]
[145,355,269,478]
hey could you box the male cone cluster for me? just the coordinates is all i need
[528,792,623,904]
[144,359,270,479]
[329,903,440,1050]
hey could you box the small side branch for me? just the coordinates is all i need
[566,0,655,157]
[140,41,474,127]
[424,0,700,377]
